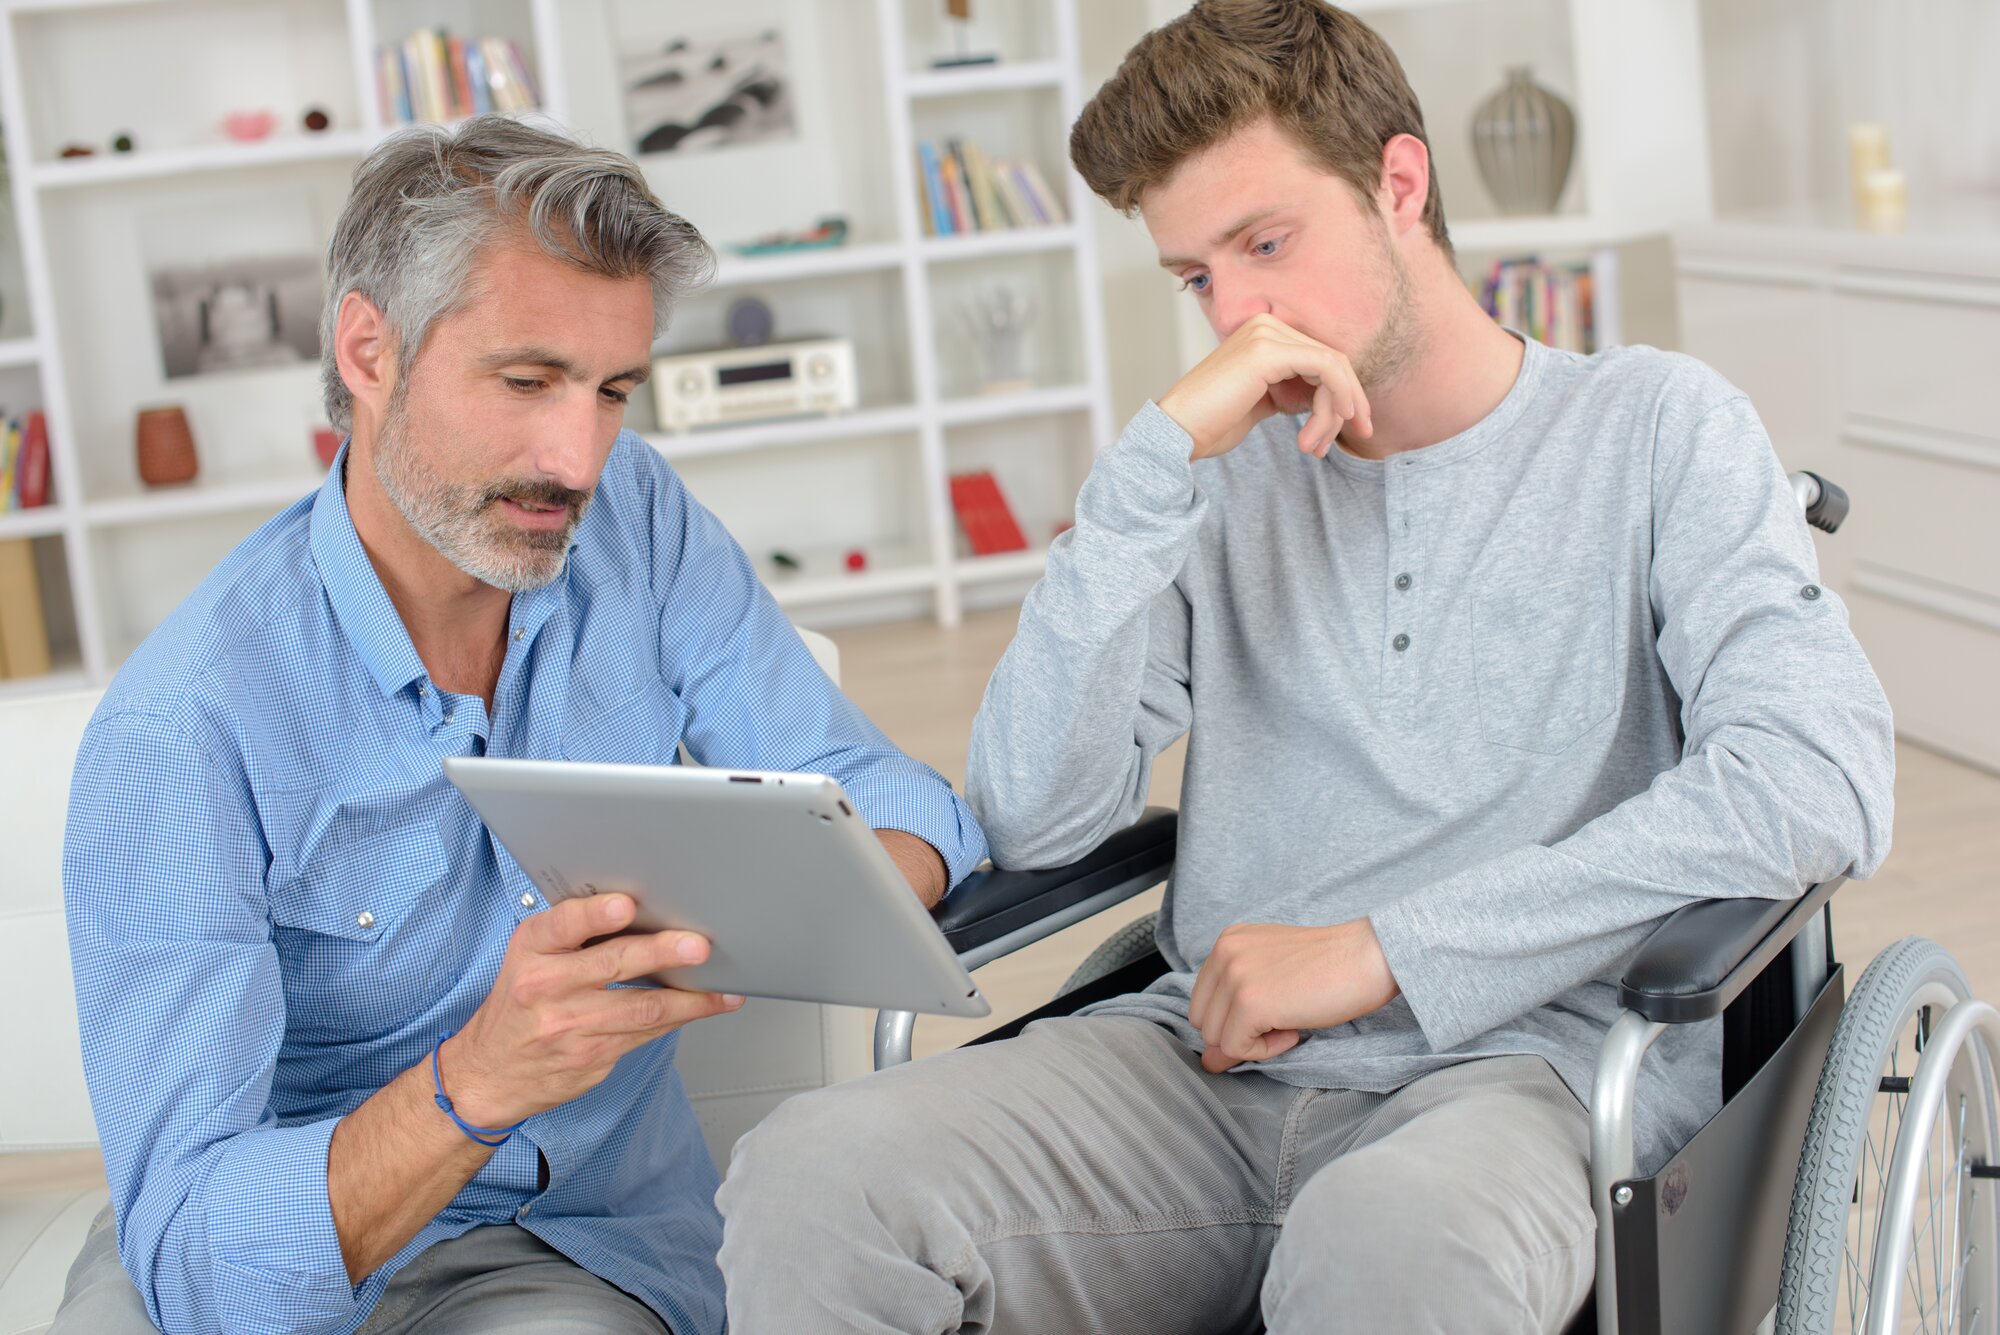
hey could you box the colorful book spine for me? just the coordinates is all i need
[448,36,476,120]
[963,143,1012,230]
[16,412,49,509]
[917,142,953,235]
[504,41,540,109]
[938,151,972,234]
[1014,162,1067,223]
[991,159,1037,228]
[950,472,1029,556]
[0,418,17,513]
[465,40,494,117]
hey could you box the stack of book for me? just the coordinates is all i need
[1476,257,1596,354]
[378,30,540,125]
[0,410,51,514]
[915,140,1067,237]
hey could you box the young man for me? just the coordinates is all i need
[717,3,1893,1331]
[56,117,984,1335]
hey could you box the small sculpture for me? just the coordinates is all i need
[303,107,332,133]
[955,282,1035,394]
[112,133,135,153]
[222,111,278,142]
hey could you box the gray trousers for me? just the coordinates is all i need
[52,1205,669,1334]
[717,1015,1595,1334]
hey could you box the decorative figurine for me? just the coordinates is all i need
[956,281,1035,394]
[726,296,775,348]
[302,107,332,133]
[58,144,95,158]
[112,133,135,153]
[136,406,198,487]
[933,0,997,68]
[843,548,868,573]
[770,550,801,572]
[222,111,278,142]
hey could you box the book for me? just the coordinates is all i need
[16,412,49,509]
[447,36,476,120]
[1004,163,1049,225]
[504,40,541,109]
[0,418,17,513]
[991,160,1038,229]
[917,142,953,236]
[1014,162,1067,224]
[0,538,51,680]
[949,471,1028,556]
[465,39,494,117]
[963,143,1013,231]
[938,150,972,234]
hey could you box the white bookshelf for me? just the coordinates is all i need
[0,0,1113,692]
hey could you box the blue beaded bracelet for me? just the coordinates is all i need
[431,1032,528,1148]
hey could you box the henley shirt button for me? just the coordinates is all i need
[1394,572,1412,591]
[1392,633,1411,652]
[1802,584,1822,601]
[356,911,375,929]
[520,892,536,909]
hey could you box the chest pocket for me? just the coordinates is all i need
[271,824,454,1043]
[1470,570,1615,755]
[561,684,682,765]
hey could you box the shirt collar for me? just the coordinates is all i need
[310,445,429,699]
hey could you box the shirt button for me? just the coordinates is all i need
[513,627,525,642]
[1392,633,1411,652]
[1801,584,1822,601]
[1394,573,1412,591]
[520,892,536,909]
[518,1203,533,1219]
[356,911,375,929]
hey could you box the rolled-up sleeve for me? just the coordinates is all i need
[650,464,988,889]
[65,709,358,1335]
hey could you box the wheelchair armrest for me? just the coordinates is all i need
[1617,876,1846,1024]
[931,808,1178,966]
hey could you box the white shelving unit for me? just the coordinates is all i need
[0,0,1113,694]
[0,0,575,693]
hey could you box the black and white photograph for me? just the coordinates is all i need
[617,24,796,157]
[140,193,323,381]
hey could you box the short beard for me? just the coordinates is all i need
[372,386,592,593]
[1348,227,1423,392]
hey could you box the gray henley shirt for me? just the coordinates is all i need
[966,335,1895,1170]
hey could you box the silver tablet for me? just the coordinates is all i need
[443,756,989,1019]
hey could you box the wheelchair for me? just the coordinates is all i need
[876,471,2000,1335]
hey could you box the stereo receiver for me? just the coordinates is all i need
[651,337,858,432]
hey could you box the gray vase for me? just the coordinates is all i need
[1470,66,1576,216]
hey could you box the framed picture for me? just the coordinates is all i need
[141,191,323,381]
[617,24,798,157]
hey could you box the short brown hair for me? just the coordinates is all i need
[1071,0,1447,248]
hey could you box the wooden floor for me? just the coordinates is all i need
[8,604,1994,1196]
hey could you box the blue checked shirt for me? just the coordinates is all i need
[63,432,987,1335]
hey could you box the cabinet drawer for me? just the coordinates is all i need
[1840,426,2000,604]
[1835,275,2000,443]
[1846,580,2000,773]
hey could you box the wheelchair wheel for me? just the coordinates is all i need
[1779,937,2000,1334]
[1059,911,1159,996]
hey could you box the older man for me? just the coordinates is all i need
[56,116,983,1335]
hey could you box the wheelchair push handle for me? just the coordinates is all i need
[1790,470,1849,533]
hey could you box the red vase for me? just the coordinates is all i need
[136,406,198,487]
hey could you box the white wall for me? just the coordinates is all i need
[1699,0,2000,215]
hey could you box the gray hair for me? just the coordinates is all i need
[318,115,714,431]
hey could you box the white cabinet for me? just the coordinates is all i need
[1676,209,2000,772]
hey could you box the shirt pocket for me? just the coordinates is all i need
[270,824,454,1043]
[561,684,682,765]
[1469,569,1616,756]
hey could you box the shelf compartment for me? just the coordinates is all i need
[711,243,905,289]
[83,470,323,529]
[0,339,42,369]
[644,404,923,465]
[904,61,1063,100]
[28,132,372,190]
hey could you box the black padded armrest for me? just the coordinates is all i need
[932,808,1178,955]
[1618,877,1846,1024]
